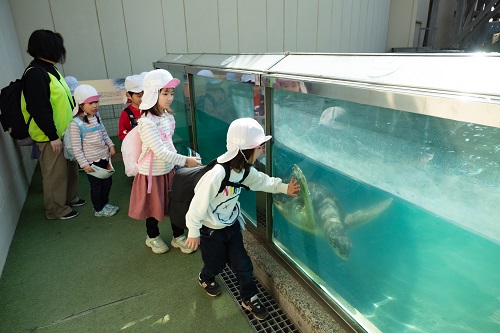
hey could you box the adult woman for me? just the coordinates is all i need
[21,29,84,219]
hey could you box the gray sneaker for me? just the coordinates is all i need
[94,205,117,217]
[171,235,195,254]
[146,236,169,254]
[104,203,119,214]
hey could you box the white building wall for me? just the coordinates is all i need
[9,0,393,81]
[0,0,38,276]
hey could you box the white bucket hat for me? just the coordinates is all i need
[217,118,272,163]
[139,69,180,110]
[123,74,144,103]
[73,84,101,116]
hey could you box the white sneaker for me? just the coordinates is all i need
[104,203,119,214]
[94,205,117,217]
[170,235,194,254]
[146,236,169,254]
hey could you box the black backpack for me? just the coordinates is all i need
[169,159,250,229]
[0,67,35,145]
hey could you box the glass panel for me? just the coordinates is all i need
[271,85,500,332]
[171,70,190,154]
[192,71,260,223]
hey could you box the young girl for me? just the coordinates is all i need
[128,69,201,254]
[69,84,118,217]
[184,118,300,321]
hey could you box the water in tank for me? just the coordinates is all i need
[270,84,500,332]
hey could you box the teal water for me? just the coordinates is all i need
[272,150,500,332]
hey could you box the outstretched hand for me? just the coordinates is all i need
[287,177,300,197]
[184,236,200,251]
[185,156,202,167]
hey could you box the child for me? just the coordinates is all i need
[184,118,300,321]
[118,74,144,140]
[128,69,201,254]
[69,84,119,217]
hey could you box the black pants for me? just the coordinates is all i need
[199,221,257,302]
[86,159,112,212]
[146,217,185,239]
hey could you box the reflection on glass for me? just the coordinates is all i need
[170,70,190,154]
[193,71,258,224]
[271,88,500,332]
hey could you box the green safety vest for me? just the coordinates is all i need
[21,67,74,142]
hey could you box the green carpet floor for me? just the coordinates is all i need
[0,158,254,333]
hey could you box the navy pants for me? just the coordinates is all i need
[86,159,112,212]
[199,221,257,302]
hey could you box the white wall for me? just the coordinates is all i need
[9,0,393,81]
[0,0,38,276]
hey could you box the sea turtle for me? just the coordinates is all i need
[274,164,393,260]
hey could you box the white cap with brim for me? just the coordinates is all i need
[73,84,101,116]
[88,163,115,179]
[123,74,144,103]
[139,69,180,110]
[217,118,272,164]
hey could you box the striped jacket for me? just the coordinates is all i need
[137,112,186,176]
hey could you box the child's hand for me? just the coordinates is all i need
[185,156,202,167]
[83,165,94,173]
[287,177,301,197]
[109,146,116,157]
[184,236,200,251]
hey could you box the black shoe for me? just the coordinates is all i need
[198,273,221,297]
[69,198,86,207]
[242,295,269,321]
[59,210,79,220]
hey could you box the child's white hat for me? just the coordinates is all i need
[73,84,101,116]
[64,76,79,95]
[125,74,144,93]
[140,69,180,110]
[217,118,272,163]
[123,74,144,103]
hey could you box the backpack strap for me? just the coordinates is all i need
[73,117,102,140]
[217,162,250,194]
[124,107,138,128]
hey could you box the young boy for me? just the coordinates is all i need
[118,74,144,140]
[184,118,300,321]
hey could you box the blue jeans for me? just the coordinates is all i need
[199,221,257,302]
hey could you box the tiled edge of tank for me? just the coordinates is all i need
[241,230,350,333]
[220,266,300,333]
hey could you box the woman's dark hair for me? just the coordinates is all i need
[229,148,254,172]
[27,29,66,64]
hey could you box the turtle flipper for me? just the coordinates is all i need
[344,198,393,229]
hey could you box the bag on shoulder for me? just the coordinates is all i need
[0,79,33,145]
[168,159,250,229]
[63,117,103,161]
[121,125,153,177]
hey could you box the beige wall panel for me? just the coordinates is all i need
[184,0,220,53]
[284,0,298,51]
[9,0,54,67]
[267,0,284,52]
[387,0,418,51]
[163,0,188,53]
[95,0,131,79]
[331,0,343,51]
[122,0,166,73]
[297,0,318,52]
[238,0,267,53]
[365,0,375,52]
[50,0,106,80]
[340,0,352,52]
[317,0,333,52]
[358,0,368,52]
[218,0,238,53]
[350,0,361,52]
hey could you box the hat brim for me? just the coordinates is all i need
[139,90,157,110]
[89,164,115,179]
[72,106,80,117]
[82,95,101,104]
[163,78,180,89]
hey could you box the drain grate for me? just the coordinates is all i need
[220,266,301,333]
